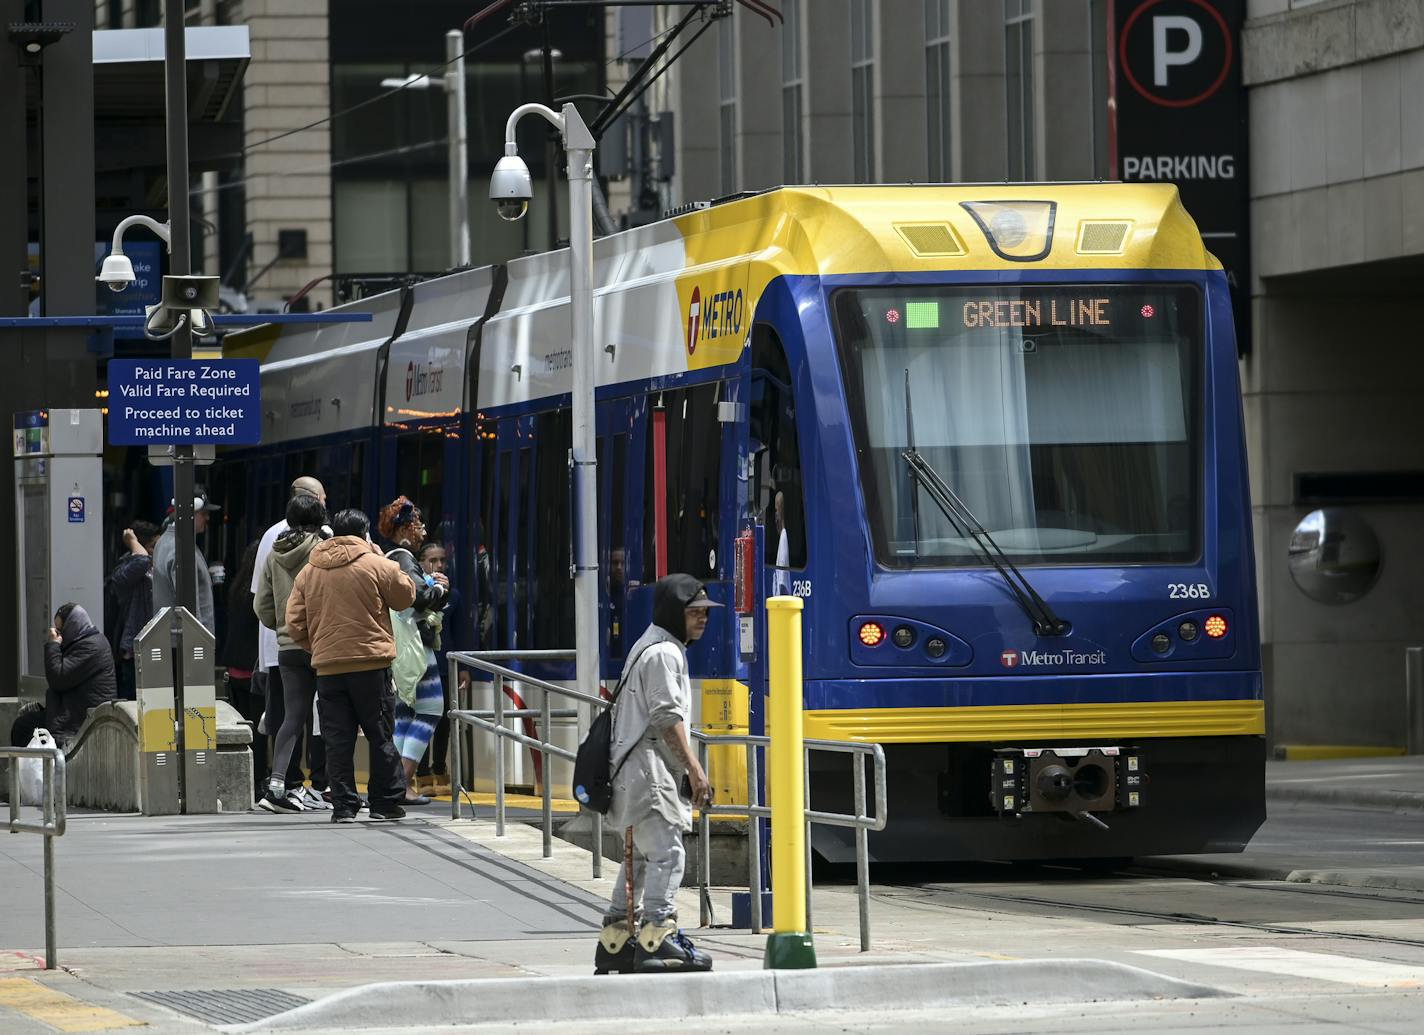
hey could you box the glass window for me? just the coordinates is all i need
[781,0,803,183]
[1005,0,1035,180]
[474,423,498,648]
[851,0,875,184]
[644,384,724,581]
[530,410,574,649]
[925,0,952,181]
[719,15,738,194]
[394,429,446,543]
[832,285,1200,567]
[751,327,807,580]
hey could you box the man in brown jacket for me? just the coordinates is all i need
[287,508,417,822]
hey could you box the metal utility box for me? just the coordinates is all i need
[13,409,104,697]
[133,607,219,815]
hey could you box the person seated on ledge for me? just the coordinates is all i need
[43,603,117,745]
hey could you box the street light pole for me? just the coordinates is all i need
[495,102,599,718]
[445,30,470,268]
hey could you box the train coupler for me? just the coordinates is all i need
[990,746,1146,822]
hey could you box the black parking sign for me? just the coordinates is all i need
[1112,0,1250,352]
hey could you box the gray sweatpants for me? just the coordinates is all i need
[605,814,685,926]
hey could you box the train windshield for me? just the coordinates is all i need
[833,284,1200,567]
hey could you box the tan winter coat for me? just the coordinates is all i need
[286,536,417,676]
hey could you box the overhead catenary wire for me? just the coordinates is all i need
[189,139,449,198]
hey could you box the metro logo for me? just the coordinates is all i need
[685,285,745,356]
[1000,650,1020,668]
[686,286,701,355]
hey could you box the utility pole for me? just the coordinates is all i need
[445,29,470,267]
[164,0,194,811]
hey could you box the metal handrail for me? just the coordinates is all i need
[445,648,889,949]
[4,745,67,968]
[691,731,886,951]
[446,649,607,874]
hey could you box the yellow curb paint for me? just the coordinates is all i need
[0,978,145,1032]
[1276,745,1406,761]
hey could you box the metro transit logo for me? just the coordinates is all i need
[1000,650,1020,668]
[686,286,701,355]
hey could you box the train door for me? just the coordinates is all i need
[745,325,808,727]
[597,396,638,680]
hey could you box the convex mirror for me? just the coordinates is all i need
[1287,508,1381,605]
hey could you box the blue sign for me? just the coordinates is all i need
[68,496,85,523]
[107,359,262,445]
[93,242,162,317]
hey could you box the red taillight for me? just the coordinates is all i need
[859,621,886,647]
[1204,615,1228,639]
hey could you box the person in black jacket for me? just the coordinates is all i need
[44,603,117,744]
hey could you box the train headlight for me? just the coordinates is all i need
[1151,633,1171,654]
[858,621,886,647]
[1178,620,1199,642]
[892,625,916,648]
[1204,615,1228,639]
[925,637,947,659]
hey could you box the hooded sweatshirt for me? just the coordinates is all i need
[285,535,417,676]
[44,605,117,739]
[604,574,707,831]
[254,528,323,654]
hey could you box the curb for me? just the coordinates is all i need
[1140,855,1424,894]
[218,959,1227,1033]
[1267,786,1424,812]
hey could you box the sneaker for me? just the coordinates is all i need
[368,803,406,822]
[634,926,713,973]
[283,788,308,811]
[594,921,636,975]
[331,811,357,824]
[300,787,332,811]
[257,792,302,814]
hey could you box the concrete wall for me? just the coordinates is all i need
[233,0,333,309]
[1243,0,1424,748]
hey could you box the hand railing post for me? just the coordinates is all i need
[747,740,763,934]
[591,808,603,878]
[854,752,870,952]
[43,752,57,969]
[541,685,553,858]
[494,671,506,837]
[698,736,712,928]
[449,656,462,821]
[803,743,813,935]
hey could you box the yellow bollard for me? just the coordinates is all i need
[764,595,817,969]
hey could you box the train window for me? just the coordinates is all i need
[530,409,575,649]
[475,423,497,648]
[604,433,630,660]
[751,326,807,577]
[515,447,532,646]
[394,429,446,545]
[493,448,511,648]
[832,284,1201,566]
[644,383,722,581]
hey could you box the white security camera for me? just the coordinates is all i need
[490,153,533,222]
[98,252,137,293]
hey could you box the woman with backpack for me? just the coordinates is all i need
[378,496,449,806]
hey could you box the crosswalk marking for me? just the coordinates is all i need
[1136,946,1424,988]
[0,977,145,1032]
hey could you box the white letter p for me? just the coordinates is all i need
[1153,15,1202,87]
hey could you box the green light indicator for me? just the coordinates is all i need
[905,300,939,329]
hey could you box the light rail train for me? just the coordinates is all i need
[224,184,1264,862]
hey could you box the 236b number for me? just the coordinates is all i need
[1168,583,1211,600]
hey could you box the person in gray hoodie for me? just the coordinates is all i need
[253,493,329,813]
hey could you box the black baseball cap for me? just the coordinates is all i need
[684,586,723,609]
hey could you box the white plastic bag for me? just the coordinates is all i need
[19,728,56,806]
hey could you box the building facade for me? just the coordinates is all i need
[644,0,1424,753]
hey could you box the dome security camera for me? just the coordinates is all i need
[97,252,137,293]
[490,153,533,222]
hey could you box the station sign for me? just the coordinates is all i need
[107,359,261,445]
[1112,0,1250,352]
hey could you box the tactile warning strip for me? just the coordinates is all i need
[132,988,311,1025]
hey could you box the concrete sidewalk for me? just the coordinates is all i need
[1266,755,1424,811]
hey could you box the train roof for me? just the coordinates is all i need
[232,183,1220,439]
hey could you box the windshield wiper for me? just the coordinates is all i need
[902,371,1069,637]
